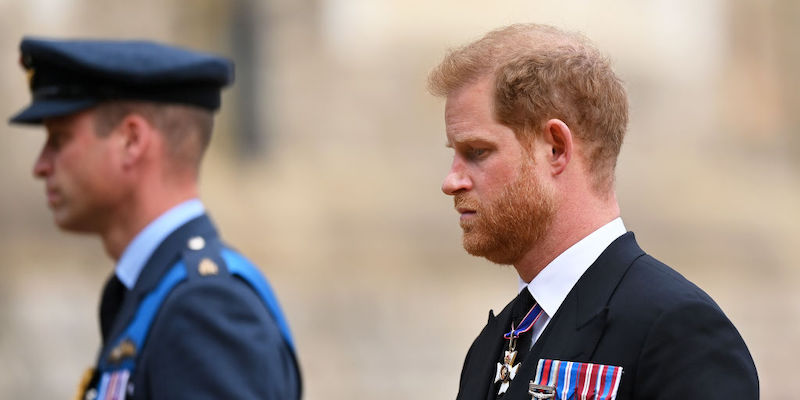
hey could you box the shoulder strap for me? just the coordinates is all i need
[99,238,296,374]
[220,248,296,351]
[98,262,188,372]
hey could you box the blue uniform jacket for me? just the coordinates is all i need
[96,214,301,399]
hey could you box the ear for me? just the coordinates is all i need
[115,114,153,169]
[541,118,573,175]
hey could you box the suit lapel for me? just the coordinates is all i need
[456,306,511,400]
[501,233,644,399]
[479,311,510,400]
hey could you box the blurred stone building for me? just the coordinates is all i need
[0,1,797,398]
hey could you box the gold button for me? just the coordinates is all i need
[198,258,219,276]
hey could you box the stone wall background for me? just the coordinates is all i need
[1,0,798,398]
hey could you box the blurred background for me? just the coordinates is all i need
[1,0,798,398]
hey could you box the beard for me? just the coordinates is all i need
[454,165,555,265]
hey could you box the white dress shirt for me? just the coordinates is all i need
[518,217,627,345]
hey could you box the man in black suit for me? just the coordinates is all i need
[428,24,758,399]
[10,38,300,399]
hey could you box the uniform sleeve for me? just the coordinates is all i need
[139,277,300,400]
[634,299,759,399]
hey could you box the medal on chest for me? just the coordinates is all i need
[493,302,545,396]
[494,335,522,394]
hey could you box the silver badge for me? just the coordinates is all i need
[529,382,556,399]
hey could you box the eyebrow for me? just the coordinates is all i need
[446,135,494,148]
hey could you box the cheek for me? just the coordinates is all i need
[484,163,522,190]
[73,147,122,197]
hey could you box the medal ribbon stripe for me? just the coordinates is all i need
[97,373,110,400]
[577,364,589,399]
[547,360,560,387]
[538,359,552,388]
[106,372,119,400]
[593,365,606,399]
[564,361,582,400]
[542,359,555,387]
[556,360,569,398]
[582,362,594,400]
[575,363,592,400]
[586,365,602,400]
[533,359,623,400]
[557,361,568,399]
[575,362,589,399]
[609,367,623,399]
[503,303,544,339]
[601,365,622,399]
[587,363,599,399]
[534,359,546,384]
[600,366,612,399]
[110,370,129,400]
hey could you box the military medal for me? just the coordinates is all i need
[494,328,522,394]
[494,301,545,395]
[531,359,624,400]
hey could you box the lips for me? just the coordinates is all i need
[454,195,479,221]
[457,207,476,220]
[45,186,61,207]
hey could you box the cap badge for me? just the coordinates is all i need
[19,55,35,88]
[25,68,35,89]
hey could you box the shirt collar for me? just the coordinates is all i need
[115,199,205,289]
[518,217,626,318]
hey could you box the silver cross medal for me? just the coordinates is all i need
[494,325,521,395]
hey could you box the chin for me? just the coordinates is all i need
[52,212,94,233]
[463,235,520,266]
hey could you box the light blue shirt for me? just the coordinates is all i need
[115,199,206,289]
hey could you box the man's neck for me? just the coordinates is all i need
[100,186,198,261]
[514,196,620,283]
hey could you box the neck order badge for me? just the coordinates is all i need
[494,302,545,395]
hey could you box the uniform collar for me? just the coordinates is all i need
[115,199,205,289]
[518,217,626,318]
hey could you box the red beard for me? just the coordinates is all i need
[454,164,555,265]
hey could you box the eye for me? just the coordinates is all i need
[45,132,69,151]
[45,134,61,150]
[467,147,488,160]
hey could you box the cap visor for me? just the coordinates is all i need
[9,99,98,124]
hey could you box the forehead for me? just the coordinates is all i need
[43,108,96,132]
[444,76,515,145]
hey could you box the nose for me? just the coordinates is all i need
[441,159,472,195]
[33,147,53,179]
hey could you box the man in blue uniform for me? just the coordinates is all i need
[428,24,758,399]
[9,38,301,399]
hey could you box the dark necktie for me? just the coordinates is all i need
[99,274,126,342]
[509,288,536,362]
[495,288,537,399]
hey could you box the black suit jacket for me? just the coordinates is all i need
[97,214,301,399]
[456,233,758,399]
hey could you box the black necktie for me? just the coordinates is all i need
[494,288,537,399]
[510,288,536,362]
[99,274,126,342]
